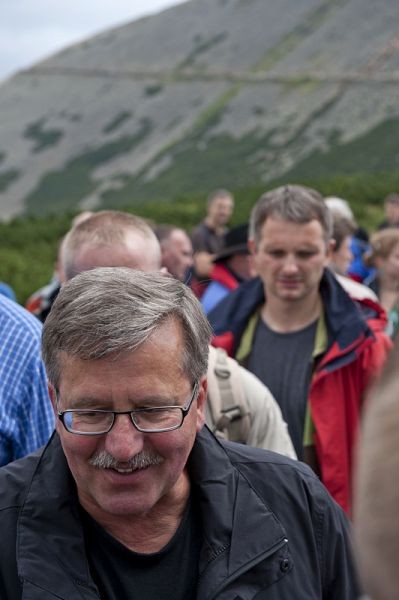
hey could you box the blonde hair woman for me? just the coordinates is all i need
[365,228,399,338]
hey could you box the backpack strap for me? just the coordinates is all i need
[206,347,251,443]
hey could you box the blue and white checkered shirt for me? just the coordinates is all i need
[0,294,54,466]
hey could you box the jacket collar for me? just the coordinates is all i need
[17,433,99,599]
[210,263,240,290]
[210,269,380,360]
[190,428,289,599]
[17,429,289,599]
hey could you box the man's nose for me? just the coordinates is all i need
[281,254,299,273]
[104,413,144,461]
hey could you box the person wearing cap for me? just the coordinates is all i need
[201,223,253,315]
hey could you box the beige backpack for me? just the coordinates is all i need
[206,346,251,443]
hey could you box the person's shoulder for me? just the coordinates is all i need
[0,293,42,339]
[191,221,209,237]
[222,438,311,480]
[201,281,228,314]
[335,274,378,302]
[223,440,338,514]
[0,450,41,510]
[208,277,263,324]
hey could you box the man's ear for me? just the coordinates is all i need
[48,383,57,412]
[195,377,208,432]
[248,238,256,256]
[326,238,336,262]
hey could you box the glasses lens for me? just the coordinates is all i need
[133,408,183,432]
[63,411,113,434]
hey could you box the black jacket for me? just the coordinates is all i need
[0,428,360,599]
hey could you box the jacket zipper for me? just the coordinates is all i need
[207,536,289,599]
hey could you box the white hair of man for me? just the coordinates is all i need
[61,210,161,281]
[324,196,356,224]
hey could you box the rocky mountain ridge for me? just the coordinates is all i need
[0,0,398,219]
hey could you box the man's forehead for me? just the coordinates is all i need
[260,217,328,244]
[262,215,323,230]
[170,229,192,248]
[75,235,160,272]
[214,196,233,206]
[56,320,186,387]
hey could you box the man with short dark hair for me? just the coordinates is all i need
[209,184,391,513]
[190,189,234,296]
[191,189,234,257]
[0,267,359,598]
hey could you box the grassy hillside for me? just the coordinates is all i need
[0,173,393,304]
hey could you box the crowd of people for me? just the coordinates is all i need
[0,185,399,598]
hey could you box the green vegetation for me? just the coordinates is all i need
[0,170,396,305]
[96,113,399,212]
[100,127,272,206]
[178,32,228,69]
[24,118,153,215]
[0,169,20,192]
[254,0,348,73]
[283,118,399,178]
[0,212,73,304]
[102,111,132,133]
[23,119,64,152]
[144,83,164,97]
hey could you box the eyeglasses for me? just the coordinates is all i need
[57,383,199,435]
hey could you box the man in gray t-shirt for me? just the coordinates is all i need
[248,319,317,459]
[209,184,391,514]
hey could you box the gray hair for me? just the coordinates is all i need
[42,267,211,389]
[62,210,160,280]
[249,184,333,246]
[324,196,355,224]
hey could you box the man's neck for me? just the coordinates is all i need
[204,217,224,236]
[261,293,322,333]
[80,470,191,554]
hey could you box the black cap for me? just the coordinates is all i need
[213,223,249,262]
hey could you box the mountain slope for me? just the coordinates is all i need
[0,0,398,218]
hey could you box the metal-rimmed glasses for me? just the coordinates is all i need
[57,382,199,435]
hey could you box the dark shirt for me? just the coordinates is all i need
[81,495,202,600]
[248,317,317,459]
[191,222,225,254]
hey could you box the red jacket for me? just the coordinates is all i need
[208,271,392,514]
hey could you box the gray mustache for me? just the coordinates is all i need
[89,450,164,470]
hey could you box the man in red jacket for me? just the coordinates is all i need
[208,184,391,514]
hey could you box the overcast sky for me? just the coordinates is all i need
[0,0,184,82]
